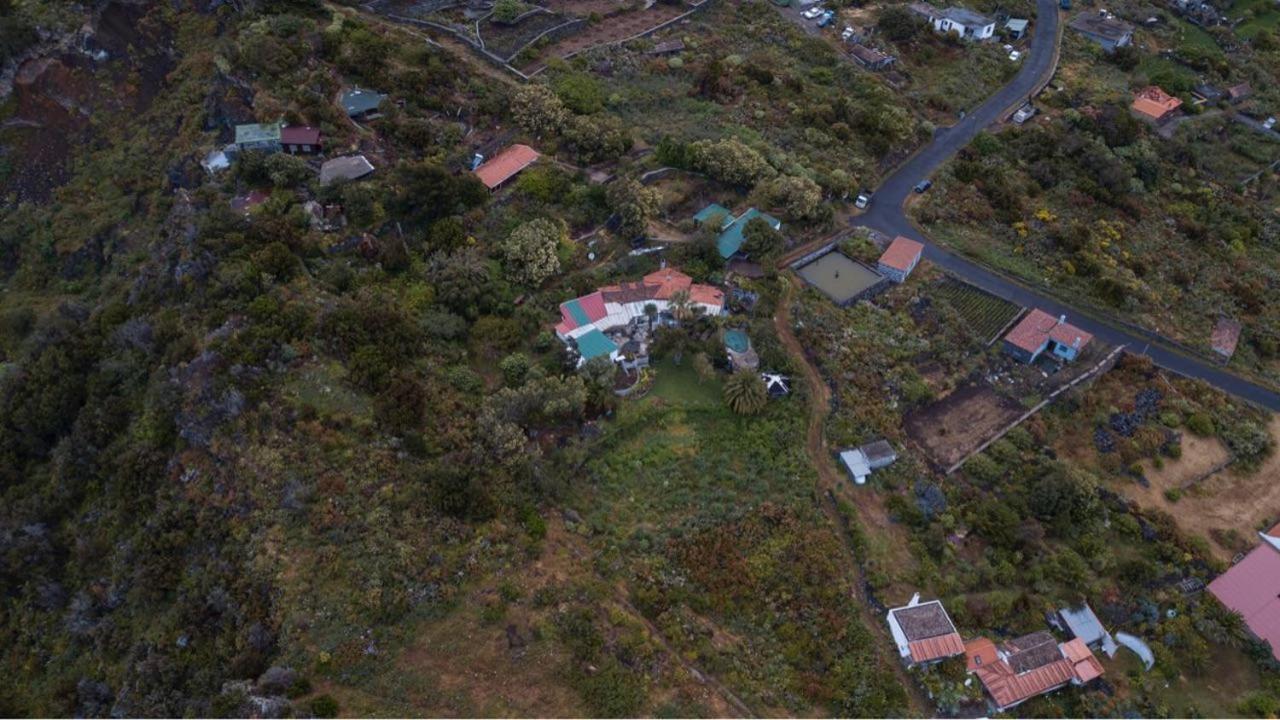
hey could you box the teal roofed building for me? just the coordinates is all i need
[693,203,734,230]
[575,328,618,362]
[233,122,282,153]
[693,204,782,259]
[717,208,782,259]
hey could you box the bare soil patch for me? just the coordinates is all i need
[1111,417,1280,561]
[905,383,1023,468]
[520,3,689,70]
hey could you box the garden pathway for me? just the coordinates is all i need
[772,278,930,717]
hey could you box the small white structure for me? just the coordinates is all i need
[910,3,997,39]
[839,439,898,484]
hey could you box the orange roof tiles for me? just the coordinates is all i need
[1005,309,1092,355]
[474,144,540,189]
[643,268,694,300]
[879,236,924,272]
[688,284,725,306]
[1061,638,1105,683]
[975,657,1075,710]
[965,637,998,673]
[908,633,966,664]
[1132,86,1182,120]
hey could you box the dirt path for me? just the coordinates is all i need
[772,277,930,717]
[615,593,757,718]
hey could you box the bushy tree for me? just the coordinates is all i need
[391,162,488,228]
[500,218,565,286]
[723,370,767,415]
[564,114,632,164]
[741,217,785,261]
[491,0,526,23]
[512,84,568,136]
[553,72,605,114]
[760,174,824,222]
[877,5,923,42]
[607,179,661,242]
[688,138,776,188]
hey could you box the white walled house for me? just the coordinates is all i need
[909,3,997,39]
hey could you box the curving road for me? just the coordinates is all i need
[854,0,1280,412]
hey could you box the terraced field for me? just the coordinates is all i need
[934,279,1022,344]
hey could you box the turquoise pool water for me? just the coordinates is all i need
[724,329,750,353]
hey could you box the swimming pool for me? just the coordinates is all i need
[724,329,750,353]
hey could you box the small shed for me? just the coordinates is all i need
[650,39,685,55]
[861,439,898,469]
[341,88,387,119]
[320,155,375,185]
[1056,603,1119,657]
[1211,317,1242,360]
[1005,17,1029,38]
[280,126,322,154]
[877,236,924,283]
[1227,82,1252,103]
[839,449,872,484]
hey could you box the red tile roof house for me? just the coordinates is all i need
[877,236,925,283]
[967,631,1105,712]
[1209,521,1280,662]
[1131,85,1183,123]
[554,268,724,366]
[473,144,540,191]
[1003,309,1093,364]
[280,126,322,154]
[886,594,966,666]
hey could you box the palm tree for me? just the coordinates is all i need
[669,289,692,322]
[723,370,767,415]
[643,302,658,330]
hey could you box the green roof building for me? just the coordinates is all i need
[716,208,781,259]
[233,122,282,152]
[575,328,618,362]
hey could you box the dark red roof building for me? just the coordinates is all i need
[280,126,322,154]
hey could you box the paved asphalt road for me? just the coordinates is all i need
[854,0,1280,412]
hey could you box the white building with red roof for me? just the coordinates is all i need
[1003,309,1093,363]
[886,594,966,666]
[554,268,724,364]
[877,236,924,283]
[1209,521,1280,662]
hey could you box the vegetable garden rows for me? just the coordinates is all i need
[934,279,1022,344]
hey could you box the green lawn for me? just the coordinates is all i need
[1232,0,1280,38]
[647,358,724,408]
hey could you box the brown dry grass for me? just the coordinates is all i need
[1110,417,1280,561]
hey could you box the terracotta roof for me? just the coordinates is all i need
[1209,540,1280,661]
[975,654,1074,710]
[1061,638,1105,683]
[878,236,924,272]
[474,144,540,189]
[966,637,998,672]
[280,126,321,145]
[908,634,967,663]
[689,284,725,306]
[643,268,694,300]
[1132,86,1182,119]
[1005,309,1092,354]
[1212,317,1242,358]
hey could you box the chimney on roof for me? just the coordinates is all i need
[1058,314,1067,325]
[909,592,921,606]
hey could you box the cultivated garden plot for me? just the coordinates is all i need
[932,278,1022,344]
[518,1,696,71]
